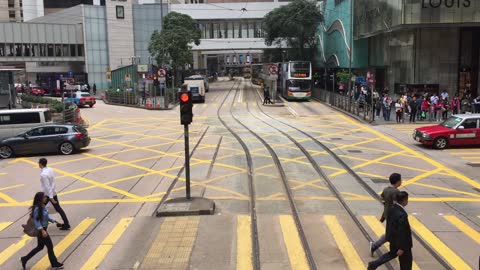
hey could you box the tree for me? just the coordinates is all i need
[263,0,323,60]
[148,12,201,85]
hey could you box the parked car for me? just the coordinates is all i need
[65,91,96,107]
[0,108,53,140]
[413,114,480,149]
[30,87,46,96]
[0,124,90,158]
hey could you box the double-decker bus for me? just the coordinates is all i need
[278,61,312,100]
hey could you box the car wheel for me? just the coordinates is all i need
[0,145,14,159]
[59,142,75,155]
[434,137,448,149]
[201,96,205,103]
[89,104,94,108]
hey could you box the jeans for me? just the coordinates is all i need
[409,109,417,122]
[23,228,60,266]
[46,195,70,227]
[369,245,413,270]
[372,234,387,252]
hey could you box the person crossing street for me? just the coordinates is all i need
[39,158,71,230]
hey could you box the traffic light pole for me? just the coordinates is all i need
[184,124,191,200]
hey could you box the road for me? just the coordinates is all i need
[0,78,479,270]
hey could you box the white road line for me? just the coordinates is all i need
[287,106,299,117]
[238,88,243,103]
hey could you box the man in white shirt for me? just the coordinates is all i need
[39,158,70,230]
[441,90,449,101]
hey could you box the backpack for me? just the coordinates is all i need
[22,217,38,237]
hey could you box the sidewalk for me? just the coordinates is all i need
[369,111,441,126]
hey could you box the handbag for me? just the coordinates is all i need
[22,217,38,237]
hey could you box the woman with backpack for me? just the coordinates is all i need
[21,192,64,269]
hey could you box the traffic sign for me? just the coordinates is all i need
[157,68,167,77]
[124,73,131,82]
[269,65,278,75]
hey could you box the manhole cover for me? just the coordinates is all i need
[330,138,342,140]
[371,178,387,184]
[347,150,362,153]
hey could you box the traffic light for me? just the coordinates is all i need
[179,91,193,125]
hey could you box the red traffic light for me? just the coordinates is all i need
[180,93,190,103]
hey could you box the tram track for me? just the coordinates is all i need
[247,81,453,270]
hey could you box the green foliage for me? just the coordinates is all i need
[20,95,65,113]
[336,70,351,84]
[263,0,323,59]
[148,12,201,75]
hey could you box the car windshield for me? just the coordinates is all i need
[440,116,463,128]
[81,93,91,97]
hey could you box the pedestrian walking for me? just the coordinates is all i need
[409,96,417,123]
[369,173,402,256]
[395,99,403,123]
[92,83,97,96]
[39,158,70,230]
[263,86,272,105]
[451,95,460,115]
[21,192,64,270]
[368,191,413,270]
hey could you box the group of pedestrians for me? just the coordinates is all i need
[368,173,413,270]
[376,89,480,123]
[21,158,70,270]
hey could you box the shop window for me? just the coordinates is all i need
[62,44,69,57]
[70,44,76,57]
[32,44,38,56]
[55,45,62,56]
[47,44,54,56]
[78,45,84,57]
[24,44,30,56]
[15,44,22,56]
[40,44,46,56]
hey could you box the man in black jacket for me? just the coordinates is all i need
[368,191,413,270]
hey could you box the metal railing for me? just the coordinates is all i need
[315,89,375,122]
[105,88,179,110]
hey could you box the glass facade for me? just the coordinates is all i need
[133,4,168,65]
[198,20,264,39]
[84,5,109,89]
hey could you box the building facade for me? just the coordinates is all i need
[355,0,480,97]
[0,0,24,22]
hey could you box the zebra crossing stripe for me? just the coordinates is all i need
[80,218,133,270]
[32,218,96,270]
[409,216,472,270]
[324,215,364,269]
[236,215,252,270]
[443,215,480,245]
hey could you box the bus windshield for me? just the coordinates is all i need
[287,80,311,91]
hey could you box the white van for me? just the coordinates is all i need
[184,76,206,103]
[0,108,53,139]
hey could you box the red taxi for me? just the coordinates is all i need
[413,114,480,149]
[30,87,46,96]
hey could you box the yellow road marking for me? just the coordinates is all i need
[279,215,309,270]
[324,215,364,269]
[32,218,96,270]
[443,215,480,245]
[0,192,17,203]
[329,151,405,178]
[411,182,480,198]
[0,184,24,191]
[0,222,12,231]
[409,216,471,270]
[80,218,133,270]
[362,216,420,270]
[402,168,443,187]
[19,158,143,200]
[0,235,32,266]
[237,215,252,270]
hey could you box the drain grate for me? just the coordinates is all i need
[330,137,342,140]
[467,163,480,167]
[371,178,388,184]
[347,150,362,153]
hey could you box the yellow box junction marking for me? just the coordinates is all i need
[237,215,252,270]
[363,216,420,270]
[32,218,96,270]
[80,217,133,270]
[0,221,12,232]
[443,215,480,245]
[324,215,364,269]
[409,216,471,270]
[279,215,309,270]
[0,235,33,266]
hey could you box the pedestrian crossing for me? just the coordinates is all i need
[445,149,480,164]
[0,214,478,269]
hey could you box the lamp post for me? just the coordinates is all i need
[347,0,354,111]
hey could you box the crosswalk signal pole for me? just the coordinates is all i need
[179,90,193,200]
